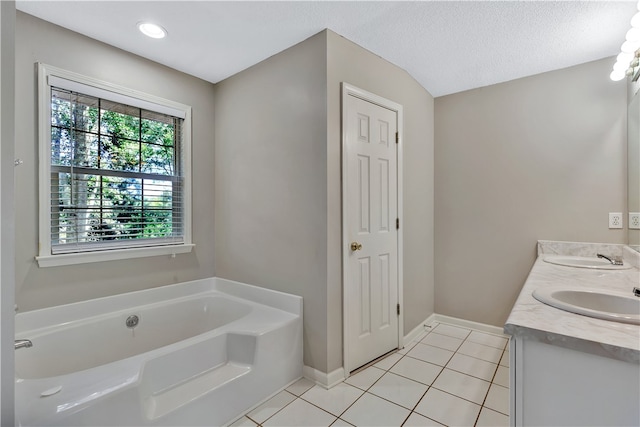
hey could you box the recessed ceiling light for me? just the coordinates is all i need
[137,22,167,39]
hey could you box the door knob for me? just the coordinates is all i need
[350,242,362,251]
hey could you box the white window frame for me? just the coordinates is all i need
[36,63,194,267]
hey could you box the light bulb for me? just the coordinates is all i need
[622,39,640,53]
[627,28,640,43]
[610,69,626,81]
[137,22,167,39]
[614,60,629,72]
[618,52,634,63]
[632,11,640,28]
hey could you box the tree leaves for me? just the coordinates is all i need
[50,89,179,244]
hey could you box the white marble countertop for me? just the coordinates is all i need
[504,241,640,364]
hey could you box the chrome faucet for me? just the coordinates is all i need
[15,339,32,350]
[596,253,624,266]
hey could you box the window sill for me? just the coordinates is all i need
[36,244,195,268]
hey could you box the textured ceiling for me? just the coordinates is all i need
[16,1,637,97]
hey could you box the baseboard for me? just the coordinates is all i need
[403,313,436,347]
[302,365,345,389]
[427,314,506,336]
[311,314,504,390]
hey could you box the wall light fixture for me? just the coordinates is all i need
[611,3,640,81]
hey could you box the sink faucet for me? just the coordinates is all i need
[15,339,32,350]
[596,253,624,266]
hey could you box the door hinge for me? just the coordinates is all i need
[395,132,399,144]
[396,218,399,230]
[397,304,400,316]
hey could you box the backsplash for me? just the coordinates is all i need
[537,240,640,270]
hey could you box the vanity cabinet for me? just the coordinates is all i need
[509,336,640,426]
[506,242,640,427]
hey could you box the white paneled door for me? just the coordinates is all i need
[343,87,400,372]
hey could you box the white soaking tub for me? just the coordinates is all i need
[15,277,303,426]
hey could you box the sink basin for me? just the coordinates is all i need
[533,287,640,325]
[543,255,631,270]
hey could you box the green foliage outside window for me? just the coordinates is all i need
[50,88,181,247]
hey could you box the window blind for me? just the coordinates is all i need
[48,75,187,119]
[49,87,185,254]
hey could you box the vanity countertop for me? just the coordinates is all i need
[504,241,640,364]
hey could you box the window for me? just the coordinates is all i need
[37,64,193,267]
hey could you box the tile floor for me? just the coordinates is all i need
[231,322,510,427]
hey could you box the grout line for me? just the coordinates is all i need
[242,321,510,427]
[296,392,352,422]
[252,390,298,426]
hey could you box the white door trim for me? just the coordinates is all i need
[341,83,403,376]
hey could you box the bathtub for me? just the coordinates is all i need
[15,277,303,426]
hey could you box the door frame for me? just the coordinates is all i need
[341,83,404,376]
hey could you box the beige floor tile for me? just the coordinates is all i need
[330,418,355,426]
[398,339,421,355]
[466,330,509,349]
[499,350,510,367]
[406,343,454,366]
[430,323,471,339]
[493,365,510,388]
[402,411,445,426]
[263,398,336,426]
[344,366,385,390]
[368,372,428,410]
[374,352,403,370]
[446,352,498,381]
[247,390,296,424]
[341,393,410,427]
[484,384,510,415]
[390,356,442,386]
[421,332,464,351]
[229,416,258,427]
[432,368,490,405]
[414,388,480,426]
[458,340,503,364]
[476,407,509,426]
[301,383,364,417]
[286,377,316,396]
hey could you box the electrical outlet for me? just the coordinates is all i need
[609,212,623,229]
[630,212,640,230]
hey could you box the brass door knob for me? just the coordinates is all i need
[350,242,363,251]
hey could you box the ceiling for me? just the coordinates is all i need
[15,1,637,97]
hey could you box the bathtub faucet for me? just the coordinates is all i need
[15,339,32,350]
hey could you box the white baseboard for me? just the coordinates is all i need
[306,314,505,390]
[403,313,436,347]
[427,314,506,336]
[303,365,345,389]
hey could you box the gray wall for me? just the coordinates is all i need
[435,57,627,326]
[214,32,330,371]
[1,1,16,423]
[215,30,435,374]
[326,31,435,372]
[15,12,216,311]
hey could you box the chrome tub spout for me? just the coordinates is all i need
[15,339,32,350]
